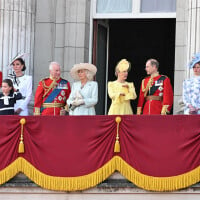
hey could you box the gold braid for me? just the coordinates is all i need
[142,77,154,97]
[42,79,57,98]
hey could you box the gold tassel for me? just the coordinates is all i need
[18,118,26,153]
[18,141,24,153]
[114,140,120,153]
[114,117,121,153]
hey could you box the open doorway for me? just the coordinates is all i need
[94,19,176,114]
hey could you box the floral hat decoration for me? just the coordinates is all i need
[189,52,200,68]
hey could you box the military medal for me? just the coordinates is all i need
[158,86,163,91]
[61,91,65,96]
[58,96,62,101]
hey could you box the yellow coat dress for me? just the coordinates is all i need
[108,81,137,115]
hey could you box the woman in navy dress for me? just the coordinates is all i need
[0,79,22,115]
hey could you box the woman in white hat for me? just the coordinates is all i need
[67,63,98,115]
[108,59,137,115]
[8,54,32,116]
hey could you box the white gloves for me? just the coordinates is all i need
[72,99,84,106]
[75,90,83,99]
[70,90,84,107]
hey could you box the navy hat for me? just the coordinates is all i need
[189,52,200,68]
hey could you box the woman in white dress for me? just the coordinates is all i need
[67,63,98,115]
[8,56,32,116]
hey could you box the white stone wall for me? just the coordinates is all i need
[187,0,200,60]
[0,191,200,200]
[173,0,188,114]
[174,0,200,114]
[33,0,91,91]
[0,181,200,200]
[0,0,35,78]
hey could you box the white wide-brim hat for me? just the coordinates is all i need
[70,63,97,80]
[9,53,29,66]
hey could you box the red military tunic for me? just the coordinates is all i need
[137,74,173,115]
[34,77,71,115]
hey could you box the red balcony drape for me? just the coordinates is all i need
[0,115,199,191]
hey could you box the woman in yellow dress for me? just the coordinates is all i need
[108,59,137,115]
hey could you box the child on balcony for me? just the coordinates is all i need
[0,79,23,115]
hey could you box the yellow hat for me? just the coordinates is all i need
[115,59,131,72]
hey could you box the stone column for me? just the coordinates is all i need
[174,0,200,114]
[186,0,200,67]
[0,0,35,77]
[63,0,91,83]
[34,0,91,90]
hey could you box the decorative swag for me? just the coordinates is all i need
[0,115,199,191]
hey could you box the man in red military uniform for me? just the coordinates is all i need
[34,62,71,115]
[137,59,173,115]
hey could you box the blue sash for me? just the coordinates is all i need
[41,79,68,112]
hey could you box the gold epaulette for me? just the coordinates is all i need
[40,77,49,82]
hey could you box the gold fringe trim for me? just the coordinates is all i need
[115,156,200,191]
[20,158,115,191]
[0,158,21,185]
[1,157,116,191]
[0,157,199,192]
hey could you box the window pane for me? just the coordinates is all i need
[97,0,132,13]
[141,0,176,13]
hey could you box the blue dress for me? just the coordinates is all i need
[182,76,200,114]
